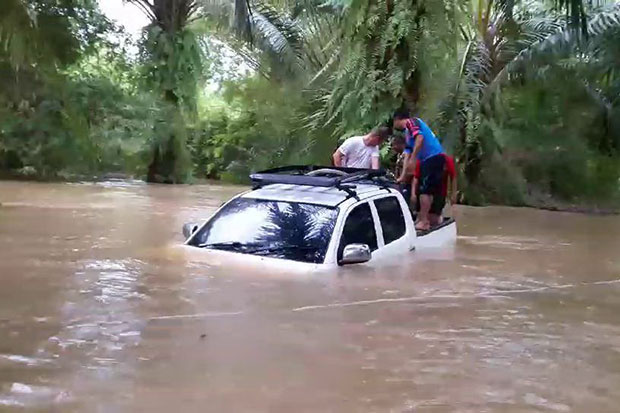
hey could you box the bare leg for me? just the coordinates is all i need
[416,194,432,230]
[410,176,418,212]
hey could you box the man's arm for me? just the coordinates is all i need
[397,152,410,183]
[371,155,380,170]
[398,135,424,182]
[333,150,344,167]
[411,134,424,160]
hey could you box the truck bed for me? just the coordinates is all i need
[411,213,456,237]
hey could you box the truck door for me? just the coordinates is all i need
[336,202,379,263]
[371,195,412,260]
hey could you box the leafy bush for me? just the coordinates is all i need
[188,77,330,182]
[0,57,164,179]
[467,78,620,205]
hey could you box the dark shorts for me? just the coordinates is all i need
[414,194,446,215]
[419,154,445,195]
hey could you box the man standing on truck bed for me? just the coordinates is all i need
[332,126,390,169]
[413,153,457,226]
[393,109,445,231]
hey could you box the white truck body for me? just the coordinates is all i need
[183,181,456,269]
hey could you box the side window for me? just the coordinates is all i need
[375,196,406,245]
[338,203,378,259]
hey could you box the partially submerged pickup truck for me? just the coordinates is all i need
[183,166,456,268]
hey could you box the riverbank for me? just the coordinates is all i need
[1,174,618,216]
[521,190,620,216]
[529,201,619,216]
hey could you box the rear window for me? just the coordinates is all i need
[374,196,406,245]
[189,198,337,264]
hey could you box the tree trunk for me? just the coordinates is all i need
[402,70,421,109]
[147,145,161,183]
[142,0,193,183]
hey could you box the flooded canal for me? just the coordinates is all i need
[1,180,620,412]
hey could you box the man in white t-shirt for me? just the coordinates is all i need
[332,126,390,169]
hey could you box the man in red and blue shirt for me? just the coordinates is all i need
[413,153,457,226]
[393,109,445,231]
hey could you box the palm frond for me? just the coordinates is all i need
[488,4,620,96]
[0,0,79,69]
[200,0,337,79]
[250,2,305,74]
[0,0,37,68]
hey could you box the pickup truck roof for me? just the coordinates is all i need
[244,165,396,207]
[242,183,393,207]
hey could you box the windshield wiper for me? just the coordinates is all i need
[243,245,318,254]
[198,241,261,250]
[199,242,318,255]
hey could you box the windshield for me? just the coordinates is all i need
[188,198,338,264]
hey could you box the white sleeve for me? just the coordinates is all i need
[370,146,380,157]
[338,138,353,156]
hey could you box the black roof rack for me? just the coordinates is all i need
[249,165,395,198]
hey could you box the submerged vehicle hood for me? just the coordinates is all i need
[178,244,331,276]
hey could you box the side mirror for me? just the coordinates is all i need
[339,244,371,265]
[182,222,200,240]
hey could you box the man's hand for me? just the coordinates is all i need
[332,150,344,167]
[397,152,411,183]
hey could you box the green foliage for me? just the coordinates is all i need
[127,0,208,183]
[431,1,620,205]
[140,25,206,110]
[0,0,147,178]
[0,0,618,210]
[0,0,113,69]
[188,76,326,182]
[470,68,620,204]
[200,0,337,81]
[0,42,165,179]
[146,106,194,183]
[311,0,444,136]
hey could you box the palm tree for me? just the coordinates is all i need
[131,0,317,181]
[199,0,337,81]
[516,4,620,154]
[0,0,38,69]
[305,0,457,139]
[437,0,620,186]
[437,0,561,183]
[127,0,207,182]
[0,0,81,69]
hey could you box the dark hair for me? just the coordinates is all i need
[393,108,410,120]
[371,126,391,140]
[391,135,406,145]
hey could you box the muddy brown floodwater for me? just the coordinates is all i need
[1,181,620,412]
